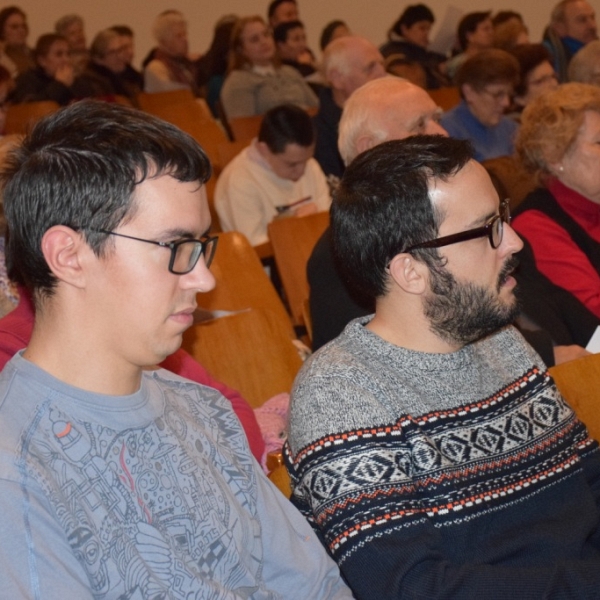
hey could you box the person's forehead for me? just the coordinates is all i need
[279,142,312,162]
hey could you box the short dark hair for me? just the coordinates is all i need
[0,5,26,42]
[258,104,314,153]
[457,11,491,51]
[267,0,297,20]
[320,20,347,51]
[2,101,211,299]
[331,135,472,298]
[273,19,303,44]
[492,10,523,27]
[456,48,519,91]
[34,33,67,62]
[110,25,134,37]
[510,44,552,96]
[390,4,435,37]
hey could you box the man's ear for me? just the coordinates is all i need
[461,83,476,103]
[387,252,429,295]
[353,134,376,157]
[40,226,88,289]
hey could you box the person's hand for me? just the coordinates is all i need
[54,64,74,87]
[553,344,591,365]
[294,201,317,217]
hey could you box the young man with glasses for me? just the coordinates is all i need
[0,101,351,599]
[286,135,600,599]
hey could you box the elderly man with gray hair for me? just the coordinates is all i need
[144,10,200,95]
[312,35,385,182]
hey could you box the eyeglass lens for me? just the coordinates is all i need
[171,238,217,274]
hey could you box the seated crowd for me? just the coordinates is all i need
[1,0,600,598]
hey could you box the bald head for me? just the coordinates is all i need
[338,76,447,165]
[322,35,385,104]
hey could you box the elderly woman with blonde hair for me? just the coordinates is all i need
[513,82,600,319]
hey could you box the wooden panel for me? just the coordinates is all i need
[5,101,60,135]
[268,211,330,325]
[549,353,600,442]
[427,86,461,112]
[197,231,293,337]
[182,308,302,409]
[228,115,263,142]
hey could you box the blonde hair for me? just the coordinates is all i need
[517,82,600,176]
[228,15,278,72]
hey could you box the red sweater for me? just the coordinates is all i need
[0,289,265,461]
[513,178,600,318]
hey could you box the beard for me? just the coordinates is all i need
[423,256,520,346]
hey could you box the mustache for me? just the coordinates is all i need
[497,255,519,290]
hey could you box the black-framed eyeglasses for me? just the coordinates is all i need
[89,229,218,274]
[404,200,511,253]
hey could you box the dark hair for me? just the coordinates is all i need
[2,100,211,298]
[198,15,238,80]
[258,103,314,153]
[510,44,552,96]
[457,11,491,51]
[267,0,297,19]
[320,20,347,51]
[0,62,10,84]
[332,135,472,298]
[456,48,519,91]
[110,25,134,37]
[390,4,435,37]
[492,10,523,27]
[0,5,25,42]
[34,33,67,62]
[273,19,303,44]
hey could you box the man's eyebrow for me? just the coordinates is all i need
[160,226,211,240]
[465,209,496,229]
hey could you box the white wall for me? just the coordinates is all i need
[16,0,600,69]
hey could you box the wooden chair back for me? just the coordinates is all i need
[136,89,195,113]
[427,87,461,112]
[217,139,250,170]
[268,211,330,325]
[138,100,230,172]
[228,115,263,141]
[5,101,60,134]
[481,155,536,211]
[549,353,600,442]
[197,231,293,336]
[182,308,302,409]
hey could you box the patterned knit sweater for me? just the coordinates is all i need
[286,318,600,599]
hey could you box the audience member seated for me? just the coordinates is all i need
[384,53,427,88]
[543,0,598,82]
[215,103,330,246]
[144,11,200,96]
[510,44,559,113]
[220,16,318,119]
[492,11,529,51]
[196,14,238,116]
[73,29,142,104]
[441,49,520,162]
[313,35,385,183]
[446,11,494,81]
[319,20,350,51]
[110,25,143,92]
[54,14,88,76]
[286,135,600,599]
[274,20,316,77]
[568,39,600,84]
[309,76,444,350]
[380,4,449,89]
[267,0,298,28]
[10,33,76,105]
[0,100,351,598]
[0,5,32,76]
[514,82,600,320]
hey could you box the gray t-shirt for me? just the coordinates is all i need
[0,352,352,599]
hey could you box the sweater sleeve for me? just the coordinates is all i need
[513,210,600,319]
[220,71,258,118]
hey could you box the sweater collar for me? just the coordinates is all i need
[549,177,600,226]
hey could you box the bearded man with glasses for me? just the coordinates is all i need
[286,135,600,599]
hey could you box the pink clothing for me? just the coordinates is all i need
[0,289,265,461]
[512,179,600,318]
